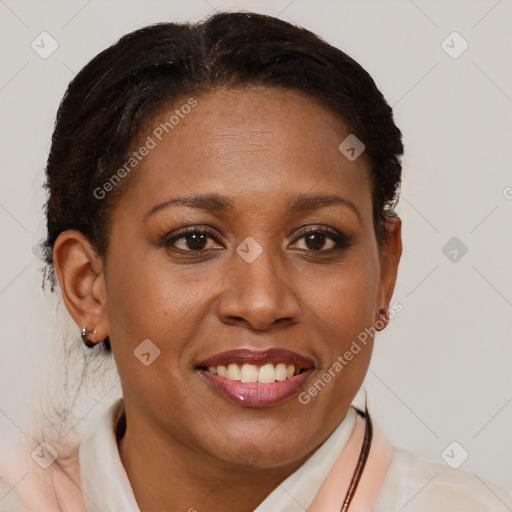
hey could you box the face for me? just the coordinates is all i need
[56,86,401,469]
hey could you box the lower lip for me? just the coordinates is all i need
[199,368,314,407]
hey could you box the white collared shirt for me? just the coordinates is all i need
[78,399,512,511]
[2,398,511,511]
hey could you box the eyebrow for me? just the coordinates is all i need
[143,193,361,222]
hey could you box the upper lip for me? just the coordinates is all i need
[196,348,316,369]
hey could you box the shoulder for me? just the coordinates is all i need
[375,446,512,511]
[0,443,86,512]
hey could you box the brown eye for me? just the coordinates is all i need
[292,227,353,252]
[303,232,335,251]
[176,232,209,251]
[163,227,222,252]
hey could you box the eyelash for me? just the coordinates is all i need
[161,225,353,254]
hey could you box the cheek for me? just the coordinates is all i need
[106,245,181,327]
[103,257,199,416]
[104,248,216,370]
[295,262,377,431]
[304,250,379,362]
[313,255,378,322]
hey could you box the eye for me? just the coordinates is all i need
[162,226,222,252]
[161,225,353,254]
[292,226,353,252]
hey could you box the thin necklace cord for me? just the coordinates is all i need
[340,404,373,512]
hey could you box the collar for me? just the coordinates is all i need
[254,407,357,511]
[79,398,139,511]
[79,400,369,512]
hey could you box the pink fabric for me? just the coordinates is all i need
[307,413,393,512]
[3,444,86,511]
[4,410,392,511]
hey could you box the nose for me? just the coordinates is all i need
[217,244,302,332]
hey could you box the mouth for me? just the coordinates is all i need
[196,349,315,407]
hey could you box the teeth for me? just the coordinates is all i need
[206,363,301,383]
[275,363,287,381]
[240,364,258,383]
[258,363,276,384]
[226,363,241,381]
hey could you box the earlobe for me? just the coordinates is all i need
[375,216,402,329]
[52,230,109,344]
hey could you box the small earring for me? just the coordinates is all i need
[81,326,97,348]
[375,308,389,332]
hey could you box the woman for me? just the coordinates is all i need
[6,10,511,511]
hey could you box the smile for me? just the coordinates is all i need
[196,348,315,407]
[206,362,301,383]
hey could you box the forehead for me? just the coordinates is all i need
[113,87,372,220]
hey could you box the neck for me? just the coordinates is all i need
[117,401,314,512]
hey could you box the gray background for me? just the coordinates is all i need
[1,0,511,507]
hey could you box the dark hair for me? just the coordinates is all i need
[41,11,403,354]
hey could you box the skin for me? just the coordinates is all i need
[53,86,402,512]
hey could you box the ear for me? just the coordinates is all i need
[52,230,108,344]
[375,216,402,330]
